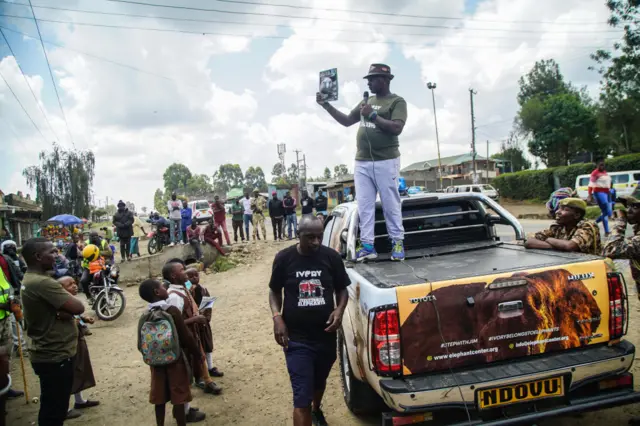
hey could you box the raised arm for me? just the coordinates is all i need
[317,93,360,127]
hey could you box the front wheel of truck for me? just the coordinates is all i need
[338,332,384,415]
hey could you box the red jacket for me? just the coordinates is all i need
[212,201,226,223]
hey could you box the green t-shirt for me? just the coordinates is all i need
[231,203,244,221]
[21,272,78,363]
[351,93,407,161]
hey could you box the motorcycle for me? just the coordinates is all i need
[88,264,126,321]
[147,223,171,255]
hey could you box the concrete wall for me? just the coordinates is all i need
[118,242,220,284]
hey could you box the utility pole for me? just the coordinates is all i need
[427,82,443,191]
[277,143,286,177]
[469,88,477,184]
[486,140,489,183]
[293,149,304,189]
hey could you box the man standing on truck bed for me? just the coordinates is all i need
[603,195,640,298]
[268,216,350,426]
[316,63,407,261]
[525,198,601,255]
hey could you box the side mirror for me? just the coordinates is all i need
[487,214,503,225]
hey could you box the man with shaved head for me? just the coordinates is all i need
[268,215,351,426]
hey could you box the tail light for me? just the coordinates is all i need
[608,272,627,339]
[371,308,401,375]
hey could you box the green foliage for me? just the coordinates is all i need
[271,163,285,182]
[23,143,96,219]
[287,163,299,183]
[212,255,236,273]
[517,59,568,106]
[244,166,267,192]
[186,174,213,197]
[163,163,192,193]
[493,153,640,200]
[213,164,244,194]
[585,204,623,221]
[491,132,531,172]
[105,204,117,216]
[153,188,165,213]
[93,208,107,221]
[334,164,349,177]
[323,167,332,180]
[141,206,148,214]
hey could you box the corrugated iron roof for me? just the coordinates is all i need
[401,154,491,172]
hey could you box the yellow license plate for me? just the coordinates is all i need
[477,376,564,410]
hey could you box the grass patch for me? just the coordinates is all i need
[500,197,547,205]
[212,255,236,273]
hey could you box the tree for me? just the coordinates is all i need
[592,1,640,154]
[105,204,117,216]
[520,93,597,166]
[163,163,192,194]
[93,208,107,221]
[517,59,568,106]
[153,188,165,213]
[212,164,244,194]
[287,163,299,183]
[334,164,349,177]
[141,206,148,214]
[186,174,213,197]
[491,132,531,172]
[244,166,268,192]
[271,163,286,183]
[323,167,332,180]
[23,143,95,218]
[516,60,597,166]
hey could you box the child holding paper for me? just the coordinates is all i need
[186,268,224,378]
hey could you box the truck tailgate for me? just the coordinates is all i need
[396,259,610,375]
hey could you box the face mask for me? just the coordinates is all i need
[185,280,192,290]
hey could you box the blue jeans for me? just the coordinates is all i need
[243,214,253,238]
[286,214,298,239]
[169,219,183,243]
[594,192,611,234]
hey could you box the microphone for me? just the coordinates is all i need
[363,91,369,104]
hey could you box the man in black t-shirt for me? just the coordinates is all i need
[300,190,315,216]
[268,216,350,426]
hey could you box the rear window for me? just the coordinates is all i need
[634,173,640,181]
[195,201,210,210]
[613,174,630,184]
[578,177,589,186]
[472,187,481,193]
[482,185,495,191]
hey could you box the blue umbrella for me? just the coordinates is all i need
[47,214,83,226]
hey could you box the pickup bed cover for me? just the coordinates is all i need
[353,242,602,288]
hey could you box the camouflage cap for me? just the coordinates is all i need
[253,188,260,193]
[558,197,587,212]
[619,195,640,206]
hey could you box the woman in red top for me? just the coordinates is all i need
[587,159,612,236]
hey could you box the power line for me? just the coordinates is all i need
[27,0,75,148]
[0,1,618,42]
[0,14,618,49]
[99,0,618,34]
[196,0,609,26]
[0,26,61,143]
[0,69,49,143]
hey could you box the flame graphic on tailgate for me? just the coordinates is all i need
[399,265,606,375]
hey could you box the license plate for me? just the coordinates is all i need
[477,376,564,410]
[200,210,208,213]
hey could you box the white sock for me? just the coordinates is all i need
[74,392,87,404]
[205,352,213,370]
[184,403,190,414]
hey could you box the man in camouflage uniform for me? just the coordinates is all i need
[525,198,601,255]
[603,195,640,298]
[251,189,267,241]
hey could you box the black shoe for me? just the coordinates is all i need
[208,367,224,377]
[7,389,24,399]
[66,409,82,419]
[185,410,206,423]
[203,382,222,395]
[311,408,328,426]
[75,400,100,409]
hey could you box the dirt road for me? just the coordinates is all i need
[7,240,640,425]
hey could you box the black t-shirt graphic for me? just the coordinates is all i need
[269,245,351,344]
[300,197,314,215]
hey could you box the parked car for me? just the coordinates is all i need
[323,192,639,425]
[189,199,213,224]
[575,170,640,200]
[446,184,499,201]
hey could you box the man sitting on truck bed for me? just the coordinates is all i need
[525,198,601,255]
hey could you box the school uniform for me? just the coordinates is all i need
[71,320,96,395]
[190,284,213,353]
[147,301,200,405]
[167,285,204,381]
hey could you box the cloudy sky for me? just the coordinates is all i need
[0,0,619,212]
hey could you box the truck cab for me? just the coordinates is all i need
[323,192,640,425]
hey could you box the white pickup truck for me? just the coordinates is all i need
[322,192,640,425]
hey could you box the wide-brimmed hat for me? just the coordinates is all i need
[363,63,394,80]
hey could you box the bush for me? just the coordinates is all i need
[493,153,640,201]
